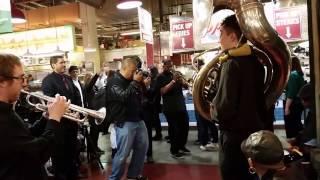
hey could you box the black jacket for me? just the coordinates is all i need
[41,72,81,128]
[0,101,59,180]
[105,72,142,123]
[212,54,267,134]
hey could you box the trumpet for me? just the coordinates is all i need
[21,90,106,125]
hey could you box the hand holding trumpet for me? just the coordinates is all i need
[47,94,70,122]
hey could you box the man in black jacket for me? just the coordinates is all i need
[106,58,148,180]
[211,15,266,180]
[0,53,69,180]
[42,56,82,180]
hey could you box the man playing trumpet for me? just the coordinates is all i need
[0,53,70,180]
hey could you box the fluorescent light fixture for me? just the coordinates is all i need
[121,29,156,36]
[121,31,140,36]
[116,0,142,9]
[84,47,97,52]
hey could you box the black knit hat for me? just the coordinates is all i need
[241,130,284,168]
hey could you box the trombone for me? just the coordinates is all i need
[21,90,106,125]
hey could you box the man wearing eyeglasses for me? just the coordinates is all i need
[0,53,70,180]
[42,56,82,180]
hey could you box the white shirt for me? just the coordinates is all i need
[72,79,84,107]
[95,74,108,89]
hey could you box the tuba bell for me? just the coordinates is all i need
[192,0,291,121]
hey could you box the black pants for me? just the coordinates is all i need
[88,117,100,150]
[219,131,256,180]
[195,111,218,145]
[284,101,304,138]
[153,111,162,137]
[52,121,79,180]
[143,109,153,157]
[164,110,189,154]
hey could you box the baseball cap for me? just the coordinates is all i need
[241,130,285,169]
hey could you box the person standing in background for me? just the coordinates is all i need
[284,56,305,140]
[106,58,148,180]
[149,66,163,141]
[156,59,190,159]
[42,56,82,180]
[69,66,85,107]
[95,62,109,90]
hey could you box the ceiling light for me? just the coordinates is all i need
[116,0,142,10]
[11,2,26,24]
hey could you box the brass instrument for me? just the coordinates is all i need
[192,0,291,121]
[21,90,106,125]
[170,70,192,88]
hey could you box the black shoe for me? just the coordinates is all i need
[171,152,184,159]
[152,135,162,141]
[194,140,201,145]
[164,136,170,140]
[127,175,148,180]
[179,147,191,155]
[146,156,154,163]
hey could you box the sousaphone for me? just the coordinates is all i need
[192,0,291,121]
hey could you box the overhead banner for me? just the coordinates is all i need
[170,16,194,52]
[138,7,153,44]
[0,0,12,33]
[274,7,302,41]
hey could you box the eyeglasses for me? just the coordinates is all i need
[1,75,27,82]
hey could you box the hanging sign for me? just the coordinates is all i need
[0,0,12,33]
[170,16,194,52]
[274,7,302,41]
[138,7,153,44]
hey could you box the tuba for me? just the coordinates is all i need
[192,0,291,121]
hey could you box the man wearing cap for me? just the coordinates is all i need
[241,130,286,179]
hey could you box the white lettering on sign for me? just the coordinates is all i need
[275,10,299,19]
[175,30,190,37]
[172,24,185,31]
[275,18,299,26]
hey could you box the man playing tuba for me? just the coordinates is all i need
[211,15,267,180]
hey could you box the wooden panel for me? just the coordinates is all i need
[14,3,80,31]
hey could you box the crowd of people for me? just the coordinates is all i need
[0,14,317,180]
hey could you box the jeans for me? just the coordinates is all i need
[195,111,218,145]
[109,121,148,180]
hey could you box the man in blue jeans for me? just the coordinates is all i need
[106,57,148,180]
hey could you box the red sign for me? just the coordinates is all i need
[146,43,154,66]
[274,7,301,40]
[170,17,194,52]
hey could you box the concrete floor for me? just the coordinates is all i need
[96,128,287,166]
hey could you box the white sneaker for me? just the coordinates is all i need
[205,143,219,150]
[200,145,207,151]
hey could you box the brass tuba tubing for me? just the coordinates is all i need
[21,90,106,124]
[192,0,291,121]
